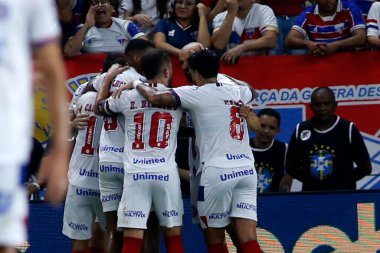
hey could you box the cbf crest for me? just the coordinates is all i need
[255,162,274,193]
[309,145,335,181]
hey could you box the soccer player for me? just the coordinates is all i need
[0,1,70,252]
[62,91,105,253]
[96,49,185,253]
[135,49,261,253]
[93,39,160,253]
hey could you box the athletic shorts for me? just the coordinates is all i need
[62,184,105,240]
[117,169,183,229]
[198,166,257,229]
[0,164,27,246]
[99,162,124,212]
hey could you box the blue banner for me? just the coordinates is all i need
[26,190,380,253]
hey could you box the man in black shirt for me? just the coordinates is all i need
[285,87,372,191]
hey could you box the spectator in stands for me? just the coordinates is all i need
[263,0,306,55]
[240,107,293,193]
[64,0,147,57]
[153,0,211,56]
[285,0,366,56]
[57,0,90,47]
[119,0,171,38]
[211,0,278,65]
[367,0,380,48]
[285,87,372,191]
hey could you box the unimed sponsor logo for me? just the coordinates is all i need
[226,153,251,161]
[133,173,169,181]
[79,168,99,178]
[99,164,124,173]
[100,145,124,153]
[76,189,100,197]
[133,157,166,165]
[220,168,254,181]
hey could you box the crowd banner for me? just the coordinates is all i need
[65,51,380,189]
[28,191,380,253]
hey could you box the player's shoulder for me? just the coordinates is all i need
[78,91,97,102]
[117,67,141,80]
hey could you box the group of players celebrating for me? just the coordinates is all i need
[64,39,262,253]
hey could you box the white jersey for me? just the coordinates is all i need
[68,92,103,190]
[0,0,60,165]
[91,73,107,92]
[367,2,380,37]
[187,73,250,174]
[107,83,183,173]
[94,68,143,163]
[213,3,278,51]
[82,17,145,54]
[173,83,255,171]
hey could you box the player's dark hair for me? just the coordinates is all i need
[188,50,219,79]
[141,49,170,80]
[311,86,336,104]
[101,53,127,73]
[125,39,155,55]
[258,108,281,127]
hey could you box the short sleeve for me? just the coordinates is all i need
[239,86,254,104]
[171,86,200,110]
[350,123,370,163]
[155,19,170,34]
[349,4,366,33]
[120,0,134,13]
[367,2,380,37]
[292,8,309,38]
[92,73,106,92]
[126,21,145,38]
[30,0,61,46]
[259,5,278,33]
[106,96,122,113]
[212,12,227,32]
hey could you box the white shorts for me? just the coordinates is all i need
[198,166,257,229]
[117,169,183,229]
[62,184,106,240]
[99,162,124,212]
[0,164,27,246]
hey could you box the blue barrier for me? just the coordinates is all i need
[27,190,380,253]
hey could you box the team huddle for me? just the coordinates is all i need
[64,39,261,253]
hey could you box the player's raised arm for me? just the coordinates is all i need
[135,83,178,107]
[94,64,129,115]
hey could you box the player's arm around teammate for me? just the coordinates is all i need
[96,49,186,253]
[136,50,262,253]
